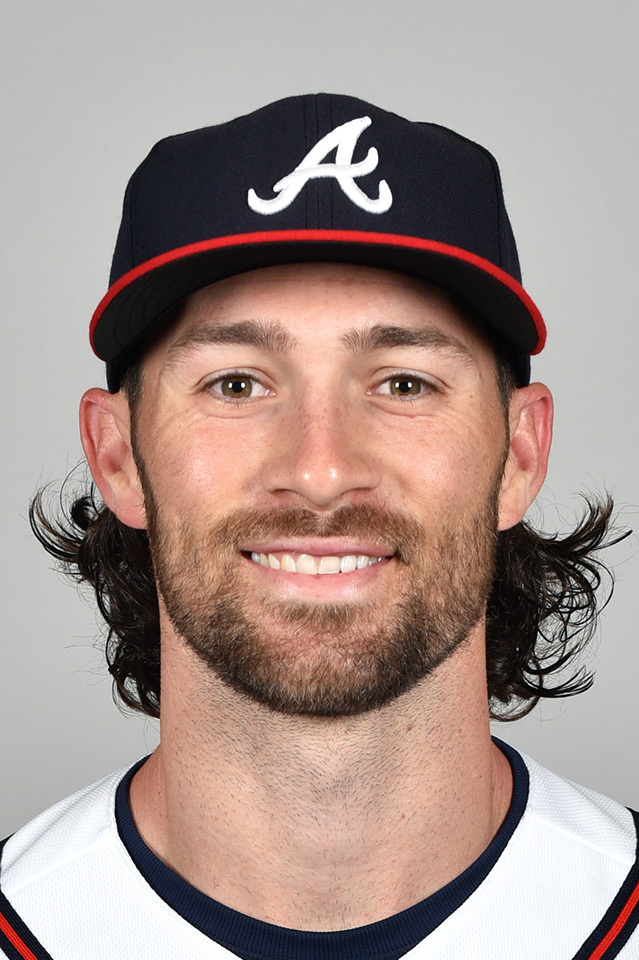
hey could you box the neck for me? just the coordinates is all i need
[130,628,512,931]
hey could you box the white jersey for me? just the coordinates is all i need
[1,739,638,959]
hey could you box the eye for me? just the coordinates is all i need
[219,376,252,399]
[206,372,270,401]
[388,377,423,396]
[374,373,439,399]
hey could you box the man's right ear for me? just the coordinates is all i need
[79,388,147,530]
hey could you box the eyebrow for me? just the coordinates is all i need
[166,319,296,361]
[165,318,474,364]
[339,324,474,362]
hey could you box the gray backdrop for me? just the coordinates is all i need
[2,0,638,837]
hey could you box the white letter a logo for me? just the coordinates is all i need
[247,116,393,215]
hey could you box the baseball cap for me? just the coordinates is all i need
[90,93,546,390]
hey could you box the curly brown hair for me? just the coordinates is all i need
[29,477,628,723]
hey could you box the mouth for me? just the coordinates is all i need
[245,550,389,576]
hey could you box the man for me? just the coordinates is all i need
[1,94,636,958]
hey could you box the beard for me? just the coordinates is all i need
[140,471,502,718]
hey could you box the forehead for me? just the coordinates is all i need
[154,262,496,361]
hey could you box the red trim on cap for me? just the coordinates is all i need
[89,229,546,355]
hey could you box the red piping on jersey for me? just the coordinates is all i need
[587,877,639,960]
[89,229,547,356]
[0,909,39,960]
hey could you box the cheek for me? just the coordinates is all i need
[141,413,269,512]
[380,413,506,511]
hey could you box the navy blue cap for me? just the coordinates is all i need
[90,93,546,390]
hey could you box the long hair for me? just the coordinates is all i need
[29,479,628,722]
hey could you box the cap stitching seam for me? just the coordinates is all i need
[425,123,506,268]
[127,145,164,271]
[487,153,505,269]
[314,95,320,228]
[328,96,335,228]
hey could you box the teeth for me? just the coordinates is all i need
[297,554,318,575]
[318,555,341,575]
[249,552,386,575]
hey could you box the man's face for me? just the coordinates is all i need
[131,263,510,716]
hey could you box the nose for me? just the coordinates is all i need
[260,398,382,508]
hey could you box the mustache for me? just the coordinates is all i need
[175,502,427,564]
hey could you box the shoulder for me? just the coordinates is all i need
[524,749,639,959]
[0,760,224,960]
[521,747,637,865]
[423,740,639,959]
[0,762,142,960]
[1,764,133,899]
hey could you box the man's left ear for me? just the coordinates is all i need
[79,388,147,530]
[498,383,553,531]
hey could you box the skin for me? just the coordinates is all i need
[80,262,553,931]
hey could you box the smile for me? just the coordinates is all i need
[249,551,387,575]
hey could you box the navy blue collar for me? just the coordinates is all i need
[116,737,529,960]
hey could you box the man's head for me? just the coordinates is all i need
[79,93,557,718]
[80,261,552,715]
[80,94,553,716]
[36,92,617,725]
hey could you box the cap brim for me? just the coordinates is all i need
[90,230,546,389]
